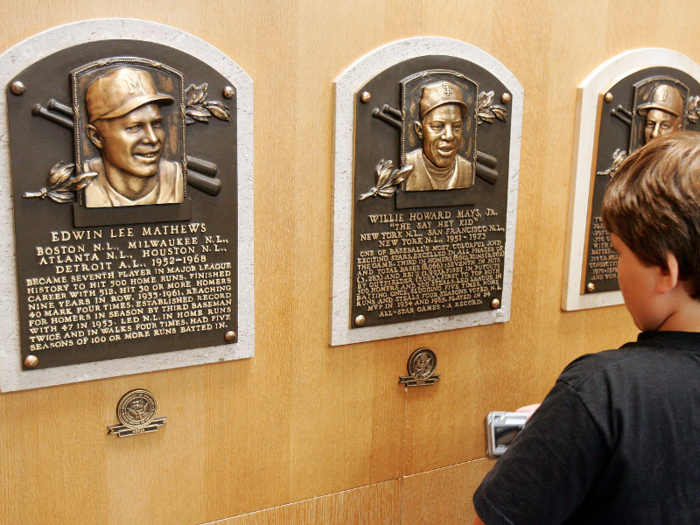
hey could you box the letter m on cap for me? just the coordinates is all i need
[123,73,145,95]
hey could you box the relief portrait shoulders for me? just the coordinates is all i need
[83,156,183,207]
[404,148,473,191]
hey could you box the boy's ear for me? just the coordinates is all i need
[656,252,680,294]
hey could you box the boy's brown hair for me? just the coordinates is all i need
[602,131,700,299]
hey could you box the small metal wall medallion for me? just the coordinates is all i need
[331,38,523,345]
[399,347,441,387]
[563,49,700,311]
[108,389,166,437]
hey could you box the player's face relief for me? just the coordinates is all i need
[90,103,165,179]
[644,109,681,144]
[417,104,463,168]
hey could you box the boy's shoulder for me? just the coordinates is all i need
[557,331,700,393]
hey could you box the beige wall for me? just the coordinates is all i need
[2,1,694,523]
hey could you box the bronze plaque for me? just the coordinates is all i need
[7,40,238,370]
[583,68,700,294]
[351,56,511,328]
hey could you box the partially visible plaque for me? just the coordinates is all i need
[331,38,523,345]
[0,20,254,391]
[563,49,700,311]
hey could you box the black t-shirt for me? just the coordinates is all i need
[473,331,700,525]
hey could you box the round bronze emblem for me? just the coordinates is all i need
[407,348,437,380]
[116,389,158,429]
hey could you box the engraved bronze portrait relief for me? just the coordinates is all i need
[332,38,522,345]
[563,49,700,310]
[3,30,248,379]
[73,59,187,208]
[401,72,477,193]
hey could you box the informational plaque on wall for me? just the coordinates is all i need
[0,19,254,391]
[563,48,700,311]
[331,38,523,345]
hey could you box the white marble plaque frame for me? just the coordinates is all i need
[562,48,700,311]
[331,37,523,346]
[0,19,254,391]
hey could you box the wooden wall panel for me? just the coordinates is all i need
[401,459,494,524]
[208,480,401,525]
[0,1,698,523]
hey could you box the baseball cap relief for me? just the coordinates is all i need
[419,81,468,118]
[85,67,174,123]
[637,84,684,117]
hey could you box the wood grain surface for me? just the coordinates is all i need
[1,0,693,523]
[402,459,494,524]
[209,480,401,525]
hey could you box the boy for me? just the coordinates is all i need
[473,132,700,524]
